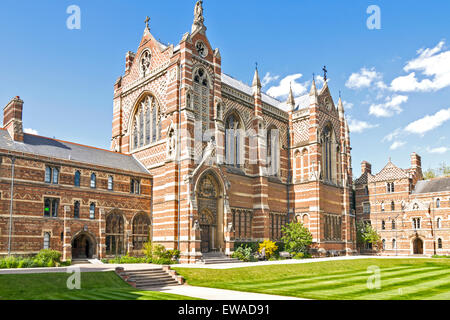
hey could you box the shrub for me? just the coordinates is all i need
[234,242,259,253]
[232,245,256,262]
[258,240,278,259]
[166,249,180,260]
[35,249,62,264]
[281,222,313,255]
[143,242,153,259]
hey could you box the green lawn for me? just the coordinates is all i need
[0,271,198,300]
[174,258,450,300]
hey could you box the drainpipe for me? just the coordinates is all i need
[177,63,183,251]
[7,156,16,256]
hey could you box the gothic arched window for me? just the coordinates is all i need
[89,203,95,219]
[131,95,161,150]
[106,212,125,256]
[436,198,440,208]
[74,170,81,187]
[90,173,96,188]
[437,218,442,229]
[438,238,443,249]
[391,201,395,211]
[267,127,280,176]
[225,113,242,167]
[193,68,209,134]
[321,125,334,182]
[132,212,151,251]
[74,201,80,219]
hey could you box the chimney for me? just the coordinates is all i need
[411,152,422,179]
[3,96,24,142]
[361,161,372,175]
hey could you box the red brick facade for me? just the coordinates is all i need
[355,153,450,256]
[0,2,357,263]
[110,2,356,263]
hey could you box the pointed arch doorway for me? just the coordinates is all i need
[413,237,423,255]
[196,171,224,253]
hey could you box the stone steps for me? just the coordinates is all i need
[199,254,241,264]
[118,268,182,289]
[71,259,91,265]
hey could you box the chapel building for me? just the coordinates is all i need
[0,1,356,263]
[110,1,355,262]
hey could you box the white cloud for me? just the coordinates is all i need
[345,67,386,89]
[391,40,450,92]
[382,128,402,142]
[343,101,354,109]
[404,108,450,135]
[426,146,449,154]
[346,116,378,133]
[369,95,408,117]
[390,141,406,150]
[262,72,279,87]
[24,128,38,135]
[266,73,308,99]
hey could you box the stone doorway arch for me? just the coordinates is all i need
[413,237,424,255]
[196,170,224,253]
[72,231,96,259]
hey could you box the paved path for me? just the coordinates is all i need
[145,285,305,300]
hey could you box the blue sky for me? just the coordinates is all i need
[0,0,449,177]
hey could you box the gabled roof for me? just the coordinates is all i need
[0,130,149,174]
[412,177,450,194]
[369,160,409,182]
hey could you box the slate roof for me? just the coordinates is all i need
[221,73,284,110]
[412,177,450,194]
[0,129,149,174]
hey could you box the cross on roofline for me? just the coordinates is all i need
[145,16,150,29]
[323,65,328,81]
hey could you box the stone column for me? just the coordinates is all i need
[63,206,71,261]
[98,208,105,259]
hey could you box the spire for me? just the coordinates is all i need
[192,0,206,34]
[309,76,317,96]
[338,96,344,115]
[287,83,295,109]
[252,64,261,88]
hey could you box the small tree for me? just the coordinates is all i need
[357,222,382,251]
[281,222,313,254]
[423,168,436,180]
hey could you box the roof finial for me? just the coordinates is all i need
[145,16,150,30]
[323,65,328,82]
[252,64,261,88]
[287,82,295,108]
[192,0,206,33]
